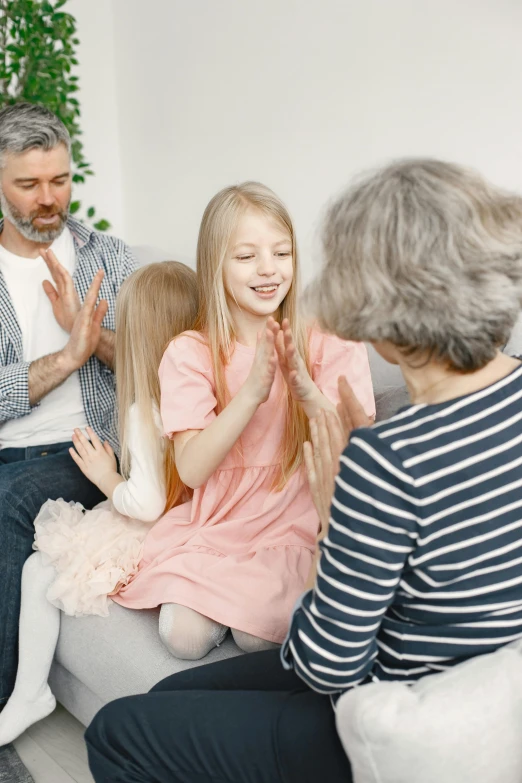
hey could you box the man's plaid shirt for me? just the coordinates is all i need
[0,217,137,452]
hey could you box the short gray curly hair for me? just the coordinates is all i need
[311,159,522,371]
[0,103,71,169]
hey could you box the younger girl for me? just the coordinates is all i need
[0,261,198,745]
[114,183,375,658]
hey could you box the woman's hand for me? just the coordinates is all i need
[305,376,371,536]
[70,427,123,498]
[242,318,280,405]
[275,319,316,403]
[304,408,346,538]
[337,375,373,441]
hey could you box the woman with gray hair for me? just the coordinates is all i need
[86,160,522,783]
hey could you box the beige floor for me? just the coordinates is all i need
[13,705,93,783]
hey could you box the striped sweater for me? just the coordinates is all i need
[282,362,522,698]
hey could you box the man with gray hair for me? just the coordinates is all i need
[0,103,137,723]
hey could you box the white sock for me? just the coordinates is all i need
[0,552,59,746]
[159,603,228,660]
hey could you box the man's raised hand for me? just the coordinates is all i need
[62,270,108,370]
[41,248,104,335]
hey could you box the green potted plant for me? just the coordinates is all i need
[0,0,110,229]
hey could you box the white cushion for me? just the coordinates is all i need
[336,638,522,783]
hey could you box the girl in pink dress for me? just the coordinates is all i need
[114,182,375,658]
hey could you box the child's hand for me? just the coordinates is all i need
[70,427,121,497]
[243,318,280,405]
[275,319,315,403]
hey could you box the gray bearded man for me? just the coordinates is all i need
[0,103,137,761]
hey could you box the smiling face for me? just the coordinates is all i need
[223,207,294,325]
[0,143,71,243]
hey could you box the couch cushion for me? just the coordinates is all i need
[374,385,410,421]
[49,661,106,727]
[55,602,242,707]
[335,638,522,783]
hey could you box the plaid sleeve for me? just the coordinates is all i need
[0,360,37,422]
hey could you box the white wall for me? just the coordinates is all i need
[66,0,125,238]
[97,0,522,279]
[68,0,522,386]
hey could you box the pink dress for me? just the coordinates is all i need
[114,330,375,643]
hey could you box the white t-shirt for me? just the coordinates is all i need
[0,227,89,448]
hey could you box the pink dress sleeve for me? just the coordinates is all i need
[309,330,376,418]
[158,333,217,437]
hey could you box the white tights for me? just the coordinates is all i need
[0,552,58,745]
[158,603,280,660]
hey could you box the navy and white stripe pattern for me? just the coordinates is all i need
[282,362,522,698]
[0,218,137,451]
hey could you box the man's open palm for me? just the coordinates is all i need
[41,248,82,333]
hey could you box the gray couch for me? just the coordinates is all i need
[48,346,410,727]
[49,247,522,727]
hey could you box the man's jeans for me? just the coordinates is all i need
[0,441,104,708]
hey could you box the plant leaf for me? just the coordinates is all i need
[2,0,111,239]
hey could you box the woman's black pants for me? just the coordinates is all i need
[85,649,353,783]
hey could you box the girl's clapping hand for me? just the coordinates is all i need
[275,319,315,403]
[244,318,280,405]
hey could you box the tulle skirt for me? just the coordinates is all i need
[33,498,150,617]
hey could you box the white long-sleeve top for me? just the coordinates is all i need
[112,403,166,523]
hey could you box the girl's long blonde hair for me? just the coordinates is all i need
[194,181,311,490]
[115,261,198,513]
